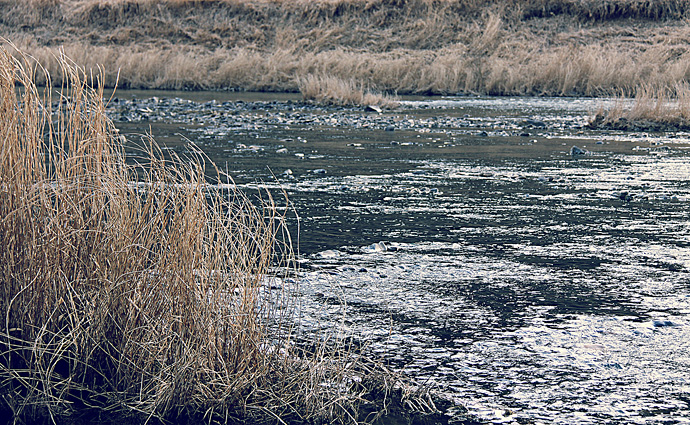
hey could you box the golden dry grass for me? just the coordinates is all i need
[298,74,400,108]
[0,46,422,424]
[590,83,690,130]
[3,0,690,99]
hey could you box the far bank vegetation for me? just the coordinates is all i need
[3,0,690,101]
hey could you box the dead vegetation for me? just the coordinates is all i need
[0,47,435,424]
[590,83,690,131]
[3,0,690,100]
[298,74,400,108]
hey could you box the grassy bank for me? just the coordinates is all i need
[3,0,690,98]
[0,47,428,424]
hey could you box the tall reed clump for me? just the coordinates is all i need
[298,74,399,109]
[589,83,690,130]
[0,48,398,424]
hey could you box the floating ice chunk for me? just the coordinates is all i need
[316,250,341,259]
[363,241,388,253]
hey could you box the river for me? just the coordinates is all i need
[109,91,690,424]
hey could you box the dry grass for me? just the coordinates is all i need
[298,74,399,108]
[0,47,424,424]
[590,83,690,130]
[3,0,690,99]
[18,41,690,99]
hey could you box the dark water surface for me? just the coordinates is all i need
[111,92,690,424]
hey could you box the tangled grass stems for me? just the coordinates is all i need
[0,47,424,424]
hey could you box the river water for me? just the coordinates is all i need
[110,92,690,424]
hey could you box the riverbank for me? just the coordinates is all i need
[4,0,690,98]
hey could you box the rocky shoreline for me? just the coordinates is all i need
[105,95,588,140]
[587,114,690,132]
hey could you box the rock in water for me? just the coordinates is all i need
[617,191,633,202]
[570,145,588,157]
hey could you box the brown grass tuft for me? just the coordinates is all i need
[298,74,399,108]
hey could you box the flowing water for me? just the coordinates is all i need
[110,92,690,424]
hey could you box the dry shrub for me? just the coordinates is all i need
[0,47,416,424]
